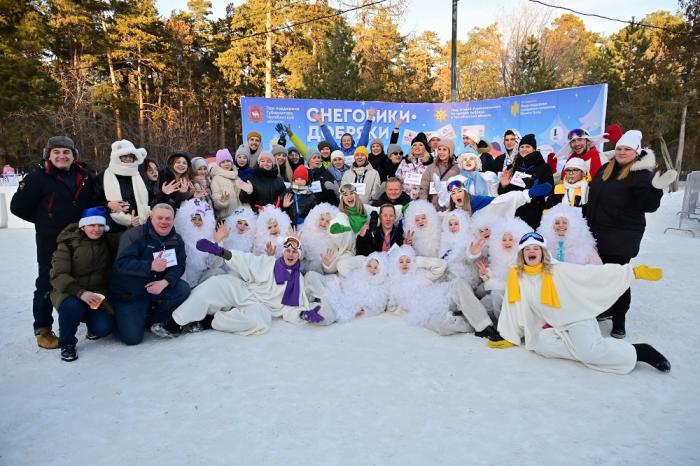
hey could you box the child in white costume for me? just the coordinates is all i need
[386,245,503,340]
[171,236,324,335]
[439,210,477,286]
[495,232,671,374]
[253,204,292,257]
[304,252,389,324]
[538,203,602,265]
[223,207,256,253]
[478,217,530,318]
[300,202,339,273]
[403,199,441,258]
[173,198,227,287]
[455,151,499,196]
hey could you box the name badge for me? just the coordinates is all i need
[352,183,366,195]
[510,171,531,188]
[153,248,178,268]
[404,172,422,186]
[310,180,322,193]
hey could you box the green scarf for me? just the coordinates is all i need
[346,205,368,233]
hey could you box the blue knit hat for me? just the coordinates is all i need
[79,206,110,231]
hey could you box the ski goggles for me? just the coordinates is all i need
[447,179,465,192]
[340,184,357,195]
[518,231,547,250]
[282,236,302,252]
[567,128,590,140]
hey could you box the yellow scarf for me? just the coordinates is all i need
[506,263,561,308]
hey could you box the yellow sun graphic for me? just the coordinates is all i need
[511,101,520,117]
[434,109,447,122]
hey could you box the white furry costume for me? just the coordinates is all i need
[386,245,493,336]
[172,250,313,335]
[300,203,339,273]
[466,210,501,261]
[456,152,499,196]
[305,252,389,324]
[253,205,292,257]
[497,262,641,374]
[103,140,150,225]
[173,198,225,287]
[480,217,530,317]
[223,207,257,253]
[538,204,602,265]
[439,210,477,285]
[403,199,441,258]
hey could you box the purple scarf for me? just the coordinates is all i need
[273,256,302,307]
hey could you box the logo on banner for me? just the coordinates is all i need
[248,106,263,122]
[434,109,448,122]
[511,101,520,117]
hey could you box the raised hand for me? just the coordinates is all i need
[321,248,336,267]
[404,229,414,245]
[394,117,405,128]
[265,241,276,257]
[311,112,324,124]
[367,108,376,120]
[161,180,180,195]
[469,238,487,256]
[213,221,230,243]
[282,192,294,208]
[499,171,512,188]
[220,190,230,202]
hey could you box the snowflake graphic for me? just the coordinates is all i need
[434,109,447,122]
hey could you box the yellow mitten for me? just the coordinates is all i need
[488,340,515,349]
[633,265,662,281]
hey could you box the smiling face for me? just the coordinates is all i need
[320,146,331,158]
[565,168,584,183]
[258,156,274,171]
[501,232,514,251]
[81,223,105,240]
[519,144,534,157]
[196,165,208,177]
[370,143,382,155]
[341,135,353,149]
[151,208,174,237]
[171,156,189,176]
[366,259,379,276]
[461,156,477,172]
[385,180,402,200]
[479,227,491,239]
[523,244,543,266]
[247,136,261,152]
[414,213,427,229]
[191,213,203,228]
[332,156,345,170]
[267,220,280,236]
[234,154,247,168]
[380,208,396,230]
[220,159,234,171]
[614,146,638,165]
[288,151,300,163]
[570,137,588,155]
[275,152,287,166]
[236,219,249,234]
[398,255,412,274]
[119,154,136,164]
[342,190,356,207]
[436,145,450,163]
[448,216,460,233]
[411,141,425,156]
[49,148,74,170]
[318,213,331,230]
[429,137,440,151]
[504,134,517,151]
[354,153,367,166]
[554,217,569,236]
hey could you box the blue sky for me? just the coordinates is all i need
[156,0,681,40]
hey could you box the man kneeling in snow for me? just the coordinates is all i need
[159,236,325,336]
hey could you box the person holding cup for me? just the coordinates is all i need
[50,206,116,362]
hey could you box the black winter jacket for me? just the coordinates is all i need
[11,161,93,237]
[241,166,286,212]
[281,188,318,227]
[356,222,405,256]
[586,150,662,259]
[308,167,338,204]
[498,151,554,229]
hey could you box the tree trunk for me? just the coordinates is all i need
[136,46,145,145]
[219,100,226,148]
[265,0,272,98]
[672,103,687,192]
[100,15,122,140]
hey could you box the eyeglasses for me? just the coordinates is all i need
[518,231,544,245]
[567,128,590,140]
[390,151,404,156]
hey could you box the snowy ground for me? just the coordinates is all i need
[1,192,699,466]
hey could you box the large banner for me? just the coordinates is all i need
[241,84,607,170]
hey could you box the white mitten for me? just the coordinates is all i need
[236,179,254,194]
[433,173,449,207]
[324,181,340,196]
[651,169,677,189]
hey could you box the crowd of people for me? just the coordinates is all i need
[9,114,677,374]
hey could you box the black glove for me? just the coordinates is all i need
[369,211,379,230]
[278,132,287,147]
[274,123,285,134]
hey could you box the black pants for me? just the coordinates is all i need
[33,233,58,334]
[598,254,631,332]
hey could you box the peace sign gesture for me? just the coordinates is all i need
[404,229,415,245]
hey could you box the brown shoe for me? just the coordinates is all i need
[36,330,59,349]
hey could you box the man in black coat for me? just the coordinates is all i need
[356,204,413,255]
[11,136,94,349]
[371,177,411,207]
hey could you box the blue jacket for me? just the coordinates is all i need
[320,119,373,156]
[110,221,187,301]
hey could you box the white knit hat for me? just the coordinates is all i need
[111,139,147,164]
[615,130,643,155]
[563,157,587,172]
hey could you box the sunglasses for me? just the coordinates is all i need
[567,128,590,139]
[390,151,404,156]
[518,231,545,245]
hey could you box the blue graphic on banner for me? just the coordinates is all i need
[241,84,607,169]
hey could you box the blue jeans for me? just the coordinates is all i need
[33,234,57,335]
[112,279,190,346]
[58,296,114,348]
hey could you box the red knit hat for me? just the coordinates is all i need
[292,165,309,183]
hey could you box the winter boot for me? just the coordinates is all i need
[60,346,78,362]
[36,330,59,349]
[634,343,671,372]
[150,319,182,338]
[475,325,504,342]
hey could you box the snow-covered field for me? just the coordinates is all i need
[1,192,699,466]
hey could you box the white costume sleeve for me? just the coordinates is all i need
[225,250,275,284]
[415,256,447,281]
[483,191,531,219]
